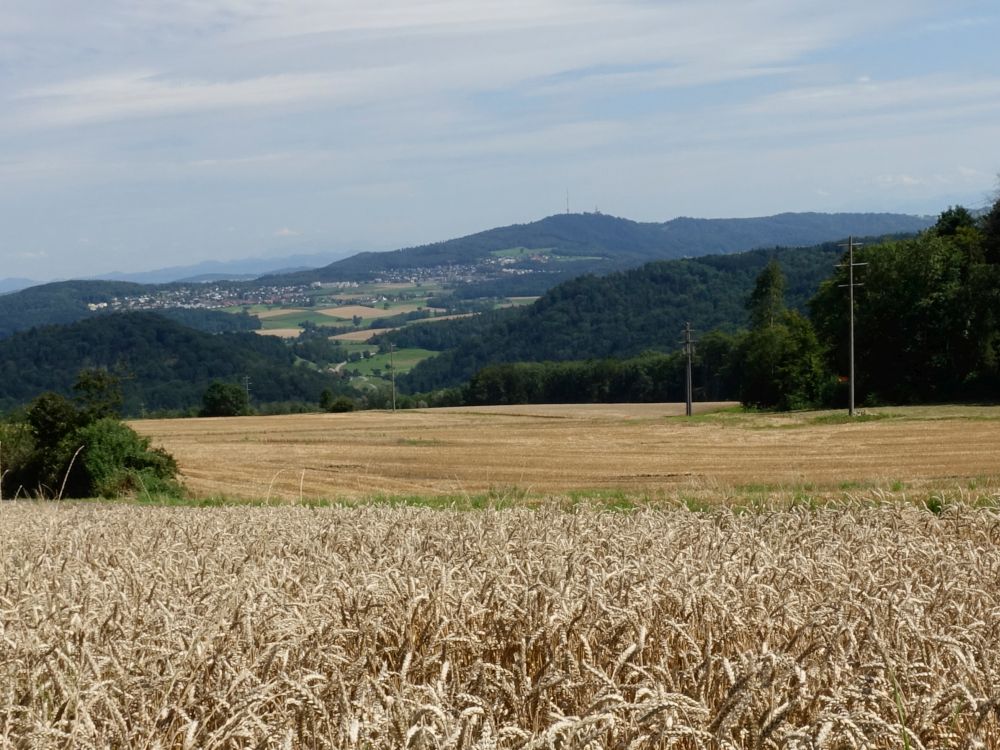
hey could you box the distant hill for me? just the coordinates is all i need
[273,211,933,284]
[0,280,261,340]
[89,251,350,285]
[0,312,341,414]
[0,277,41,295]
[0,211,933,339]
[394,239,852,392]
[0,280,148,339]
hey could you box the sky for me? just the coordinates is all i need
[1,1,999,280]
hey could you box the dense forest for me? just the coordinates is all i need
[408,201,1000,410]
[393,240,852,392]
[810,204,1000,404]
[0,280,146,339]
[0,312,355,415]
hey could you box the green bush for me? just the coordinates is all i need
[2,370,183,499]
[200,381,250,417]
[0,420,35,499]
[327,396,356,413]
[61,419,180,499]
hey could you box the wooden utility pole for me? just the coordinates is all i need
[389,343,396,412]
[838,237,866,417]
[682,322,696,417]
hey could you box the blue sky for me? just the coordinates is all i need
[1,0,998,280]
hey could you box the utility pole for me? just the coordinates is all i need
[838,237,866,417]
[681,322,696,417]
[388,343,396,412]
[243,376,252,407]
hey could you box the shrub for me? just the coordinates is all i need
[3,370,183,499]
[327,396,356,413]
[61,419,181,499]
[0,420,35,499]
[200,381,250,417]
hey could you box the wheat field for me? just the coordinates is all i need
[132,404,1000,502]
[2,502,999,748]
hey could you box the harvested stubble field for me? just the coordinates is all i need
[2,502,999,748]
[131,404,1000,503]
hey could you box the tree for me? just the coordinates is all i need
[27,392,80,450]
[737,262,829,410]
[73,368,123,422]
[319,388,336,411]
[327,396,356,413]
[736,311,828,410]
[982,193,1000,265]
[746,259,786,329]
[200,381,250,417]
[809,221,998,403]
[933,205,977,237]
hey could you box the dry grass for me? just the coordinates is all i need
[331,328,393,342]
[255,308,308,320]
[2,502,999,747]
[318,304,425,320]
[253,328,303,339]
[131,404,1000,503]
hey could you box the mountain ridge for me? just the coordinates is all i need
[267,210,933,283]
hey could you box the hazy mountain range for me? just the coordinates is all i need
[2,210,936,295]
[0,251,352,295]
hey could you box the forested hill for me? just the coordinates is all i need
[0,280,259,339]
[0,312,336,414]
[0,280,146,338]
[274,211,932,282]
[394,240,847,392]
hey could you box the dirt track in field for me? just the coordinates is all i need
[131,403,1000,501]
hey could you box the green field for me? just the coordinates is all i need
[258,310,347,329]
[489,247,603,263]
[490,246,554,259]
[347,347,436,376]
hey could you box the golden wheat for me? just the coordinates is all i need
[131,405,1000,501]
[2,501,999,748]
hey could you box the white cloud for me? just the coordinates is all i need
[2,0,941,132]
[874,174,926,188]
[10,69,400,129]
[1,0,996,279]
[273,227,301,237]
